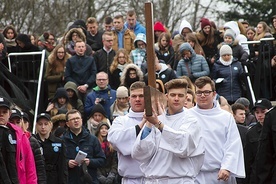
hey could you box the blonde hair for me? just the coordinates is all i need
[109,48,132,74]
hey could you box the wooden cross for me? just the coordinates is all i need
[144,2,167,116]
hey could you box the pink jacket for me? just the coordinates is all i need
[8,123,37,184]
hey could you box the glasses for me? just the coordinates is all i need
[57,52,65,54]
[195,90,213,96]
[72,34,78,37]
[105,39,113,42]
[69,117,81,121]
[97,79,108,81]
[118,56,125,59]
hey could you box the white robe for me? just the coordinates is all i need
[132,110,205,184]
[107,109,144,183]
[189,103,245,184]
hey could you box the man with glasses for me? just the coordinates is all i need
[93,31,116,73]
[189,76,245,184]
[63,109,106,184]
[85,72,116,120]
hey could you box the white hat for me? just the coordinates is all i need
[116,86,129,98]
[220,45,233,56]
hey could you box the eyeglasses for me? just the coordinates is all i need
[105,39,113,42]
[195,90,213,96]
[97,79,108,81]
[57,52,65,54]
[68,117,81,121]
[118,56,125,58]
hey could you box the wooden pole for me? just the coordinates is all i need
[145,2,156,88]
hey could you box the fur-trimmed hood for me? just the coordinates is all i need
[63,28,86,45]
[120,63,144,85]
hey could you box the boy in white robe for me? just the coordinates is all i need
[132,79,205,184]
[107,81,146,184]
[189,76,245,184]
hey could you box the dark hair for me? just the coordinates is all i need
[86,17,98,25]
[3,25,17,39]
[231,103,246,115]
[165,79,188,92]
[104,16,113,24]
[65,109,81,121]
[194,76,215,91]
[187,88,196,105]
[114,15,124,21]
[127,10,136,17]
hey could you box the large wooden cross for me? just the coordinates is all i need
[144,2,167,116]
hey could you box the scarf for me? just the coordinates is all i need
[4,38,17,47]
[117,63,126,71]
[219,56,233,66]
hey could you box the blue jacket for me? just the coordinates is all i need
[211,58,244,102]
[62,128,106,184]
[85,85,116,119]
[124,21,146,36]
[176,43,210,82]
[64,54,97,88]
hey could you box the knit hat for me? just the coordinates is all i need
[116,86,129,98]
[200,18,211,29]
[154,22,165,32]
[16,34,31,45]
[89,104,107,118]
[224,29,236,40]
[220,45,233,56]
[95,122,110,137]
[235,97,250,107]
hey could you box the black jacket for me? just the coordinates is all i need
[86,31,103,53]
[245,122,262,184]
[62,128,106,184]
[256,107,276,183]
[93,48,116,74]
[30,135,47,184]
[36,133,68,184]
[0,125,19,184]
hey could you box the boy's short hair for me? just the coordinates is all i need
[165,79,188,92]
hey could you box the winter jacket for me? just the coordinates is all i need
[85,86,116,119]
[45,50,71,99]
[112,28,135,54]
[64,54,97,88]
[256,107,276,183]
[28,134,47,184]
[7,123,37,184]
[62,128,106,184]
[94,48,116,73]
[86,31,103,52]
[211,57,244,103]
[176,43,210,82]
[144,63,176,85]
[0,125,19,184]
[124,21,146,36]
[36,133,68,184]
[155,44,175,68]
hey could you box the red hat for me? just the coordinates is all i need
[200,18,211,29]
[154,21,165,32]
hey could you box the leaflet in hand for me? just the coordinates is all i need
[75,150,87,166]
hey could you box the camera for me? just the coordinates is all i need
[98,98,106,105]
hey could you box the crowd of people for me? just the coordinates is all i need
[0,9,276,184]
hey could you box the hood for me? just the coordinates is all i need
[64,28,86,45]
[51,113,66,124]
[52,87,69,102]
[157,63,169,73]
[224,21,240,36]
[178,20,193,34]
[120,63,144,85]
[89,104,107,118]
[64,81,78,95]
[95,122,110,137]
[179,42,196,58]
[134,33,146,47]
